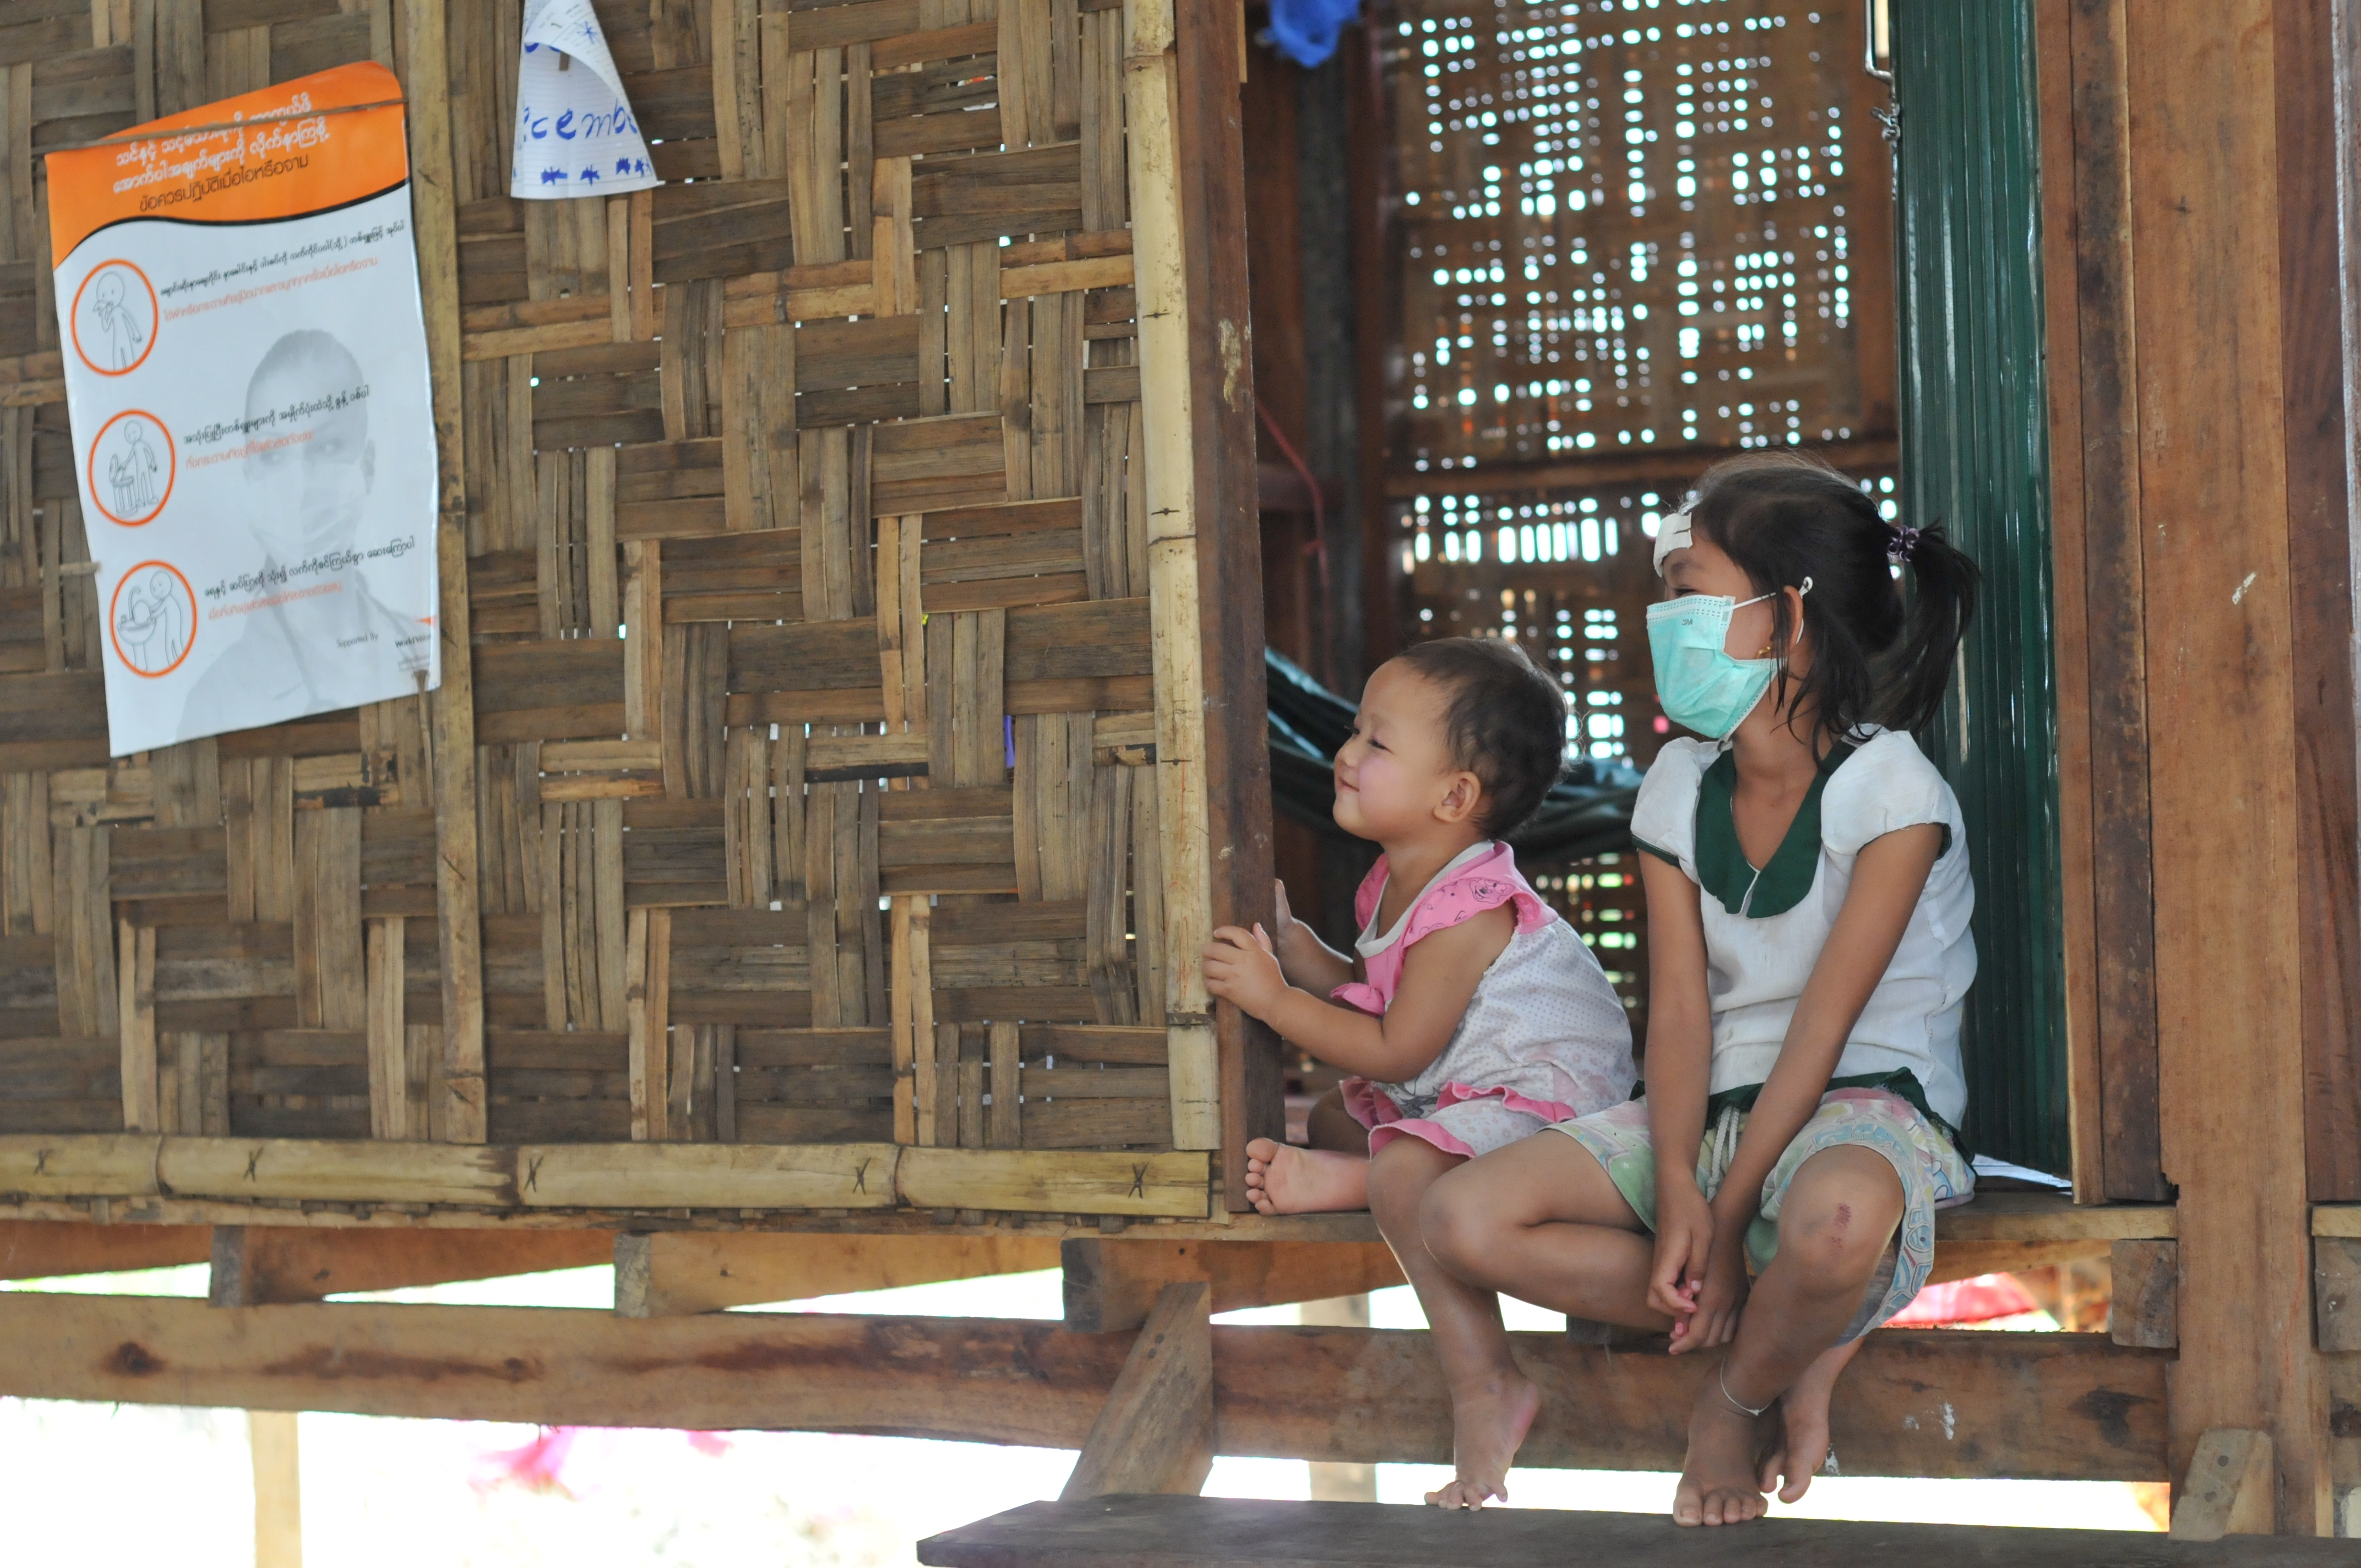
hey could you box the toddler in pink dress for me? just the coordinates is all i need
[1203,636,1635,1510]
[1334,840,1632,1159]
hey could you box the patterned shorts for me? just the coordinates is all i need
[1551,1087,1973,1341]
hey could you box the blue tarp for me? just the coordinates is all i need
[1265,0,1361,67]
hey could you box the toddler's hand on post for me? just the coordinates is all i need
[1203,923,1288,1018]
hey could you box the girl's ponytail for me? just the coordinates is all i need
[1882,522,1981,737]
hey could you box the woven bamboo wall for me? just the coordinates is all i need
[0,0,1225,1199]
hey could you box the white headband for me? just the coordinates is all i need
[1652,508,1693,575]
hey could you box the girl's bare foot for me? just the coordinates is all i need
[1673,1374,1775,1526]
[1243,1139,1370,1214]
[1422,1371,1541,1509]
[1755,1335,1862,1504]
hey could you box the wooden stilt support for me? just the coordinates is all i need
[1060,1281,1214,1500]
[1298,1295,1377,1503]
[1060,1237,1402,1331]
[248,1409,302,1568]
[208,1226,612,1306]
[2173,1429,2276,1541]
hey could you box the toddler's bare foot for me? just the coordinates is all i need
[1673,1370,1776,1526]
[1243,1139,1370,1214]
[1423,1371,1541,1509]
[1756,1336,1862,1504]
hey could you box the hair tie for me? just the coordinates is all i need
[1887,522,1923,563]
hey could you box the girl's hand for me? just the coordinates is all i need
[1203,924,1289,1018]
[1679,1229,1752,1354]
[1648,1179,1715,1336]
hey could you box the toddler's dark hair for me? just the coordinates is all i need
[1687,451,1980,747]
[1392,636,1568,837]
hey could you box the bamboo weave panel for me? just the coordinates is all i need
[0,0,1182,1158]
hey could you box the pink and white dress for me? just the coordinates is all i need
[1335,841,1636,1158]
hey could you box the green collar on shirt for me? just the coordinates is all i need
[1690,742,1854,919]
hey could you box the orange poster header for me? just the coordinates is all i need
[45,62,409,266]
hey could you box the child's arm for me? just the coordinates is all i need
[1633,853,1724,1346]
[1267,879,1353,995]
[1203,904,1514,1083]
[1700,823,1945,1249]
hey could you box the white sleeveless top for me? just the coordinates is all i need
[1629,727,1976,1128]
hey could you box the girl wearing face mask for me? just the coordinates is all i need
[1417,452,1981,1527]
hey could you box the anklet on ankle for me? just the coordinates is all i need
[1717,1364,1767,1419]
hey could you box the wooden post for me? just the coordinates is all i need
[2122,0,2332,1530]
[400,0,487,1145]
[1297,1294,1378,1502]
[248,1409,302,1568]
[1059,1280,1214,1500]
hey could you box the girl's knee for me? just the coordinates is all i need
[1417,1162,1497,1271]
[1777,1162,1903,1284]
[1366,1137,1455,1219]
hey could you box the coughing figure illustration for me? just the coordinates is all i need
[176,330,433,739]
[88,271,146,371]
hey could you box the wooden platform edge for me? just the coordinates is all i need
[913,1495,2361,1567]
[0,1136,1214,1219]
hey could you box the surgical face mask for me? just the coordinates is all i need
[1646,581,1808,740]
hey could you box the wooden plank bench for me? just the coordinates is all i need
[917,1495,2353,1567]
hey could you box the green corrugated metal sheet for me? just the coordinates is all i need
[1893,1,2069,1173]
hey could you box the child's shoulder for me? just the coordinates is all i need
[1630,738,1717,864]
[1638,736,1717,793]
[1823,728,1962,852]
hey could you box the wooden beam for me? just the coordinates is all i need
[0,1168,2167,1240]
[2174,1429,2277,1540]
[1923,1238,2110,1287]
[2112,1238,2180,1350]
[1060,1237,1403,1331]
[0,1136,1211,1219]
[2127,0,2331,1528]
[206,1226,613,1307]
[1380,435,1903,500]
[0,1293,2173,1480]
[916,1494,2361,1568]
[0,1220,208,1280]
[1060,1281,1214,1499]
[614,1231,1062,1316]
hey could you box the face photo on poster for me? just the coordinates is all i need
[44,64,440,757]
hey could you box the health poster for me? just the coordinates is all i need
[44,61,439,757]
